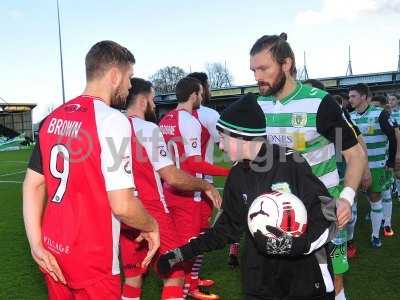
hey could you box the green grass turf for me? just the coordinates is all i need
[1,149,399,299]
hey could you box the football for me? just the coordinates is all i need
[247,191,308,238]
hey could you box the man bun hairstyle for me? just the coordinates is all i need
[250,33,296,76]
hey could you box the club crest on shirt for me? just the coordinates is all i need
[271,182,291,193]
[292,112,307,128]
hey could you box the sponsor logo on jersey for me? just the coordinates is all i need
[159,125,176,135]
[292,112,307,128]
[267,134,294,146]
[64,103,87,113]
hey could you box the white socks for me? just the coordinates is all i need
[382,189,392,227]
[335,288,346,300]
[370,200,383,238]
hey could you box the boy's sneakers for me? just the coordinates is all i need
[371,236,382,248]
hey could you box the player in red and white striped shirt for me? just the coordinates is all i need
[159,77,229,300]
[121,78,222,300]
[23,41,159,300]
[188,72,230,299]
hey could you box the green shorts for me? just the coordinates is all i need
[384,169,394,190]
[370,168,392,193]
[329,230,349,275]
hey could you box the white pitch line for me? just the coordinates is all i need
[0,180,22,184]
[0,161,28,164]
[0,170,26,177]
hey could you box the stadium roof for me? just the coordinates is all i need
[0,103,37,113]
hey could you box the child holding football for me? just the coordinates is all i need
[157,93,338,300]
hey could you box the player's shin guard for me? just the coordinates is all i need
[370,200,383,238]
[122,284,141,300]
[382,189,392,227]
[346,202,357,241]
[162,286,184,300]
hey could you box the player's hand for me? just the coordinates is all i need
[157,248,184,275]
[204,183,222,209]
[360,169,372,191]
[336,198,351,229]
[31,244,66,284]
[253,227,292,256]
[136,226,160,268]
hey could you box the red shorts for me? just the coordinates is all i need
[120,203,184,279]
[44,273,120,300]
[164,190,201,243]
[200,196,213,229]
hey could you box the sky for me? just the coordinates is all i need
[1,0,399,122]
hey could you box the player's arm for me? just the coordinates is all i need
[157,170,246,274]
[180,115,229,176]
[317,95,366,227]
[159,165,222,208]
[253,159,338,257]
[23,143,66,284]
[378,110,397,169]
[101,115,157,232]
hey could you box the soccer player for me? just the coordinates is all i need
[157,93,338,300]
[159,76,230,300]
[349,84,398,245]
[388,93,400,198]
[250,33,366,300]
[188,72,230,298]
[369,94,398,237]
[121,77,222,300]
[22,41,159,299]
[304,81,371,259]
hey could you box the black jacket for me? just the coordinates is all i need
[181,144,337,300]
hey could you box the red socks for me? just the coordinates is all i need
[161,286,184,300]
[122,284,141,299]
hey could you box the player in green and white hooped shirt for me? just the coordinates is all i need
[388,94,400,200]
[349,85,398,246]
[370,96,395,238]
[249,33,367,300]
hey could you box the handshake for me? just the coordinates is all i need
[157,247,186,275]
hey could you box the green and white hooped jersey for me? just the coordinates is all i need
[258,83,340,198]
[350,106,387,169]
[391,108,400,125]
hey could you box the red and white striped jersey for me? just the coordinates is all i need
[33,95,134,288]
[193,105,220,182]
[159,109,202,200]
[129,116,173,213]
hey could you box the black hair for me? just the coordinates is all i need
[176,77,201,103]
[304,79,326,91]
[126,78,153,108]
